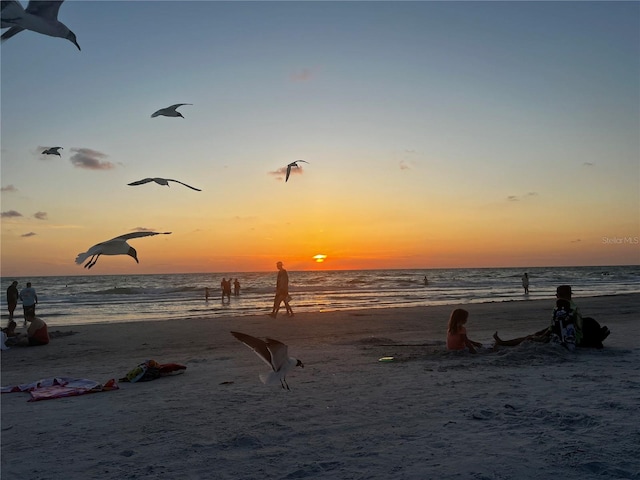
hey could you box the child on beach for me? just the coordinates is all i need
[447,308,482,353]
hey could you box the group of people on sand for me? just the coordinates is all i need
[447,285,611,353]
[2,280,50,350]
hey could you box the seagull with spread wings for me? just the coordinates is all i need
[42,146,62,156]
[231,331,304,390]
[150,103,192,118]
[127,177,201,191]
[285,160,309,182]
[75,231,171,269]
[1,0,80,50]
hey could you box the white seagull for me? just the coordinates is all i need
[127,177,201,191]
[230,331,304,390]
[150,103,192,118]
[42,146,62,156]
[1,0,80,50]
[285,160,309,182]
[75,231,172,269]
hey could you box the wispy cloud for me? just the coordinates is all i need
[33,211,48,220]
[21,232,37,238]
[570,239,582,243]
[70,148,115,170]
[290,67,314,82]
[132,226,156,232]
[1,210,22,218]
[507,192,538,202]
[583,162,595,167]
[1,185,17,193]
[399,159,412,170]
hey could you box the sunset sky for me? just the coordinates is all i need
[1,1,638,277]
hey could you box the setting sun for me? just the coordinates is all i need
[313,254,328,263]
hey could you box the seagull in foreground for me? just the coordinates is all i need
[230,331,304,390]
[150,104,192,118]
[128,177,201,191]
[285,160,309,182]
[42,146,62,156]
[75,231,171,269]
[1,0,80,50]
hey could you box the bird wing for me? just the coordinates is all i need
[108,231,171,242]
[167,103,192,110]
[231,331,275,370]
[127,178,155,186]
[167,179,202,191]
[24,1,63,19]
[285,164,292,182]
[265,338,289,372]
[1,25,24,41]
[296,160,309,164]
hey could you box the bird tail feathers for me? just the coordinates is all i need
[75,252,90,265]
[259,372,280,386]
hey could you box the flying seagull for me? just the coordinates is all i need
[42,146,62,156]
[127,177,201,191]
[230,331,304,390]
[75,231,171,269]
[1,0,80,50]
[285,160,309,182]
[150,103,192,118]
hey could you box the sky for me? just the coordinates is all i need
[1,0,639,277]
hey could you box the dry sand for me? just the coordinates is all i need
[2,294,639,479]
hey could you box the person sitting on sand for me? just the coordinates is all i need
[493,285,610,349]
[10,316,50,346]
[447,308,482,354]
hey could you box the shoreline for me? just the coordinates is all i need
[2,293,639,479]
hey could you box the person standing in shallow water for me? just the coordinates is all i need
[6,281,19,323]
[233,279,241,296]
[270,261,293,318]
[19,282,38,323]
[521,273,530,295]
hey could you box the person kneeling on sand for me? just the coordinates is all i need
[447,308,482,354]
[11,317,50,347]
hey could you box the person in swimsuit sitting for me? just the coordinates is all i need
[11,317,50,346]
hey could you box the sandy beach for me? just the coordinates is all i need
[1,294,639,479]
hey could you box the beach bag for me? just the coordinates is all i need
[551,305,576,351]
[122,360,162,383]
[120,360,186,383]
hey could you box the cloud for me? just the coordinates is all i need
[290,67,315,82]
[1,185,18,193]
[570,239,582,243]
[33,211,48,220]
[507,192,538,202]
[1,210,22,218]
[583,162,595,167]
[21,232,37,237]
[69,148,115,170]
[131,227,156,232]
[399,159,411,170]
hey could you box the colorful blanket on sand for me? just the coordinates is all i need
[1,377,118,402]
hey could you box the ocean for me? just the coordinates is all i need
[1,266,639,327]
